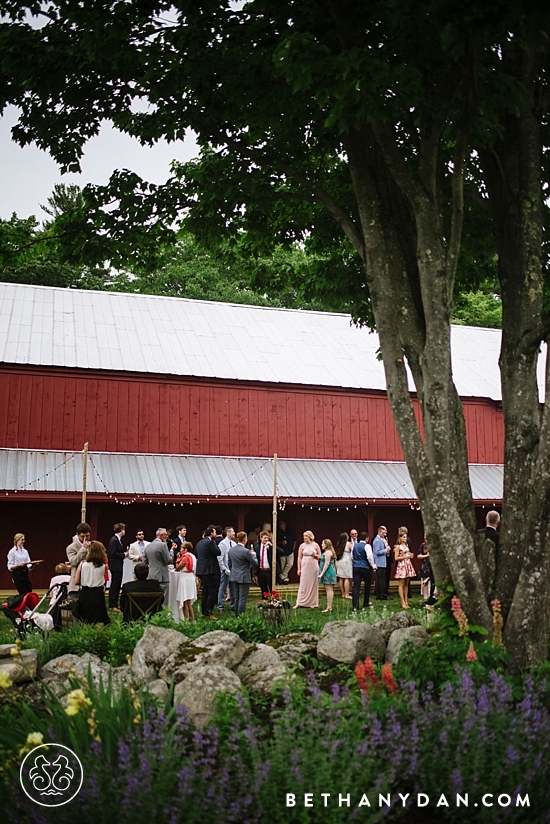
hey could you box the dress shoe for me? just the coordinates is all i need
[109,607,121,612]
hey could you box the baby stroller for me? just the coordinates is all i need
[1,582,69,639]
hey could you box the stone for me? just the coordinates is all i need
[242,664,289,696]
[317,621,386,665]
[142,678,170,701]
[131,625,189,685]
[0,660,28,684]
[267,632,319,667]
[173,665,242,727]
[40,652,102,680]
[373,611,421,638]
[0,644,18,658]
[385,626,431,665]
[234,644,282,683]
[0,648,39,682]
[110,665,134,693]
[159,630,246,684]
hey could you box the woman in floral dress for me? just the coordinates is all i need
[394,534,415,609]
[335,532,353,599]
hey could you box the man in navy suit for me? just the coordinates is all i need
[107,522,127,612]
[254,531,284,596]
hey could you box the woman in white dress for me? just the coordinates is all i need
[335,532,353,599]
[176,542,197,620]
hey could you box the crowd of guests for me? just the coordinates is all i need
[5,511,502,623]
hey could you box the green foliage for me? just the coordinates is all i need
[453,288,502,329]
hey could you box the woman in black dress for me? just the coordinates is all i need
[74,541,110,626]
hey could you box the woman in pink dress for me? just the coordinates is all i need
[294,531,322,609]
[394,535,415,609]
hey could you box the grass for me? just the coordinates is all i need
[0,587,430,663]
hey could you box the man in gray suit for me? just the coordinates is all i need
[228,531,259,616]
[143,527,172,605]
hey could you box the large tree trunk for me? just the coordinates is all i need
[344,126,493,634]
[478,49,550,667]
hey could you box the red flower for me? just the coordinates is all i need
[381,663,399,694]
[262,592,269,598]
[355,656,379,695]
[271,591,279,598]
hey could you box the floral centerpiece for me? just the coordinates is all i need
[256,590,291,622]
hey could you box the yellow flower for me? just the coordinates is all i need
[26,732,44,747]
[0,672,13,689]
[10,647,21,657]
[65,688,92,716]
[133,714,142,725]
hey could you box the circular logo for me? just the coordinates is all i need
[20,743,83,807]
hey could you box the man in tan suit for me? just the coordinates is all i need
[66,522,91,622]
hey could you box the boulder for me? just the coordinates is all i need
[373,611,421,638]
[159,630,246,684]
[243,665,289,696]
[40,652,102,680]
[385,626,431,664]
[173,665,242,727]
[267,632,319,667]
[110,665,134,693]
[142,678,170,701]
[234,644,282,683]
[1,649,39,682]
[131,625,189,685]
[317,621,386,665]
[0,644,18,658]
[0,660,28,685]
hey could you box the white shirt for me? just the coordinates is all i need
[260,542,270,570]
[7,546,31,571]
[218,537,235,574]
[80,562,106,588]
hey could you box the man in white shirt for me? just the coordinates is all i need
[217,526,236,612]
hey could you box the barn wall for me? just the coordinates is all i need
[0,366,504,464]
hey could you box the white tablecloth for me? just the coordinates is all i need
[167,570,184,622]
[107,557,135,587]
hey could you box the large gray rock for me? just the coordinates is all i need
[173,665,242,727]
[373,611,421,638]
[267,632,319,667]
[385,626,430,664]
[235,644,282,683]
[0,649,39,683]
[317,621,386,665]
[142,678,170,701]
[159,630,246,684]
[0,644,18,658]
[131,625,190,685]
[40,652,108,696]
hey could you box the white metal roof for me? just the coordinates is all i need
[0,448,503,501]
[0,282,544,401]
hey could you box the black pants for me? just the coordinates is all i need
[200,573,220,616]
[109,570,123,608]
[375,567,387,599]
[257,569,274,596]
[12,566,32,595]
[384,563,392,595]
[352,567,372,609]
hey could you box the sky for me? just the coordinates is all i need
[0,105,199,222]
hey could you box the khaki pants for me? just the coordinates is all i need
[279,553,294,582]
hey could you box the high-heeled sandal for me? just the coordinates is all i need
[322,608,332,613]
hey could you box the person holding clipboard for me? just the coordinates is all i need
[7,532,43,594]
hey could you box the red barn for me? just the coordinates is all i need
[0,282,513,589]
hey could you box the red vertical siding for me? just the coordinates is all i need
[0,367,505,464]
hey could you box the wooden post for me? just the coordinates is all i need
[81,442,89,523]
[271,454,278,593]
